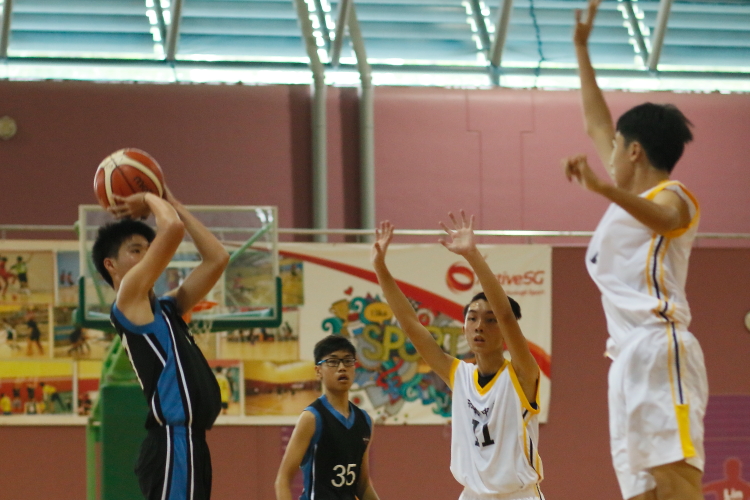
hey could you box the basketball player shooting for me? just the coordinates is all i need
[92,186,229,500]
[562,1,708,499]
[372,212,545,500]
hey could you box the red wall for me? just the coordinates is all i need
[0,81,748,499]
[1,82,748,237]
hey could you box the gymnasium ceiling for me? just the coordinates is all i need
[0,0,748,90]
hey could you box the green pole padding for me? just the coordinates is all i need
[100,384,148,500]
[86,335,147,499]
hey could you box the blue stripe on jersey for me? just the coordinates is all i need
[112,298,188,426]
[319,395,356,429]
[300,406,322,500]
[362,407,372,431]
[169,426,189,500]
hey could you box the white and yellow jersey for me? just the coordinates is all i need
[449,359,543,498]
[586,180,700,354]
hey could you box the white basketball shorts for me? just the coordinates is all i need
[608,324,708,499]
[459,485,545,500]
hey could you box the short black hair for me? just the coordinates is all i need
[314,335,356,363]
[92,219,156,287]
[463,292,521,320]
[616,102,693,174]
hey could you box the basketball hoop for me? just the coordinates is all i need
[191,317,215,335]
[188,300,219,334]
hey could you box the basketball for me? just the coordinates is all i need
[94,148,165,209]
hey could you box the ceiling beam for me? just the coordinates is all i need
[165,0,184,62]
[489,0,513,69]
[621,0,650,65]
[329,0,352,67]
[151,0,168,53]
[311,0,332,54]
[648,0,674,71]
[468,0,491,61]
[0,0,14,58]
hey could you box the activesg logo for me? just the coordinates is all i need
[446,262,545,294]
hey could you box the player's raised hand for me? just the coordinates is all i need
[562,154,605,193]
[109,193,151,220]
[439,210,476,256]
[573,0,600,47]
[371,221,394,266]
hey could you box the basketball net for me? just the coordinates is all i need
[187,299,219,335]
[191,318,215,335]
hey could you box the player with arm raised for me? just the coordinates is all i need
[562,2,707,500]
[92,187,229,500]
[371,212,544,500]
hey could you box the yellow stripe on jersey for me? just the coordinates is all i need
[472,360,508,395]
[644,180,701,238]
[507,363,540,414]
[665,323,697,458]
[448,358,460,390]
[676,403,697,458]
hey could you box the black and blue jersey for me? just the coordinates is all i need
[111,296,221,500]
[111,296,220,430]
[300,396,372,500]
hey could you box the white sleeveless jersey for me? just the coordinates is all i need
[586,180,700,353]
[449,359,543,497]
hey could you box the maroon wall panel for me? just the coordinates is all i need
[373,87,750,235]
[373,87,484,228]
[0,81,310,229]
[0,426,87,499]
[1,82,748,236]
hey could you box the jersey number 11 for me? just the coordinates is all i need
[472,420,495,447]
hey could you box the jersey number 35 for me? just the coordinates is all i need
[331,464,357,487]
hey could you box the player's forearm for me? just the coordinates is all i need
[374,262,425,332]
[463,248,539,376]
[169,197,229,267]
[462,248,515,324]
[274,475,295,500]
[576,44,614,137]
[358,483,380,500]
[596,183,683,234]
[373,262,443,355]
[144,193,184,238]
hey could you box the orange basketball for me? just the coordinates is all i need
[94,148,165,209]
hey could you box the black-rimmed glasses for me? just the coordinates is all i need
[316,357,356,368]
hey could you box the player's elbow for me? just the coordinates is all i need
[214,249,230,271]
[163,219,186,242]
[584,122,605,139]
[273,471,291,497]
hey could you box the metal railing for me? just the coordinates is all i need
[1,224,748,240]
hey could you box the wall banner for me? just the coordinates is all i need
[279,243,552,424]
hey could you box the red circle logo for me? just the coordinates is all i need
[446,262,475,293]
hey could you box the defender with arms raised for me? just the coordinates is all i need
[372,212,544,500]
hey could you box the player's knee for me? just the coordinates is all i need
[651,461,702,500]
